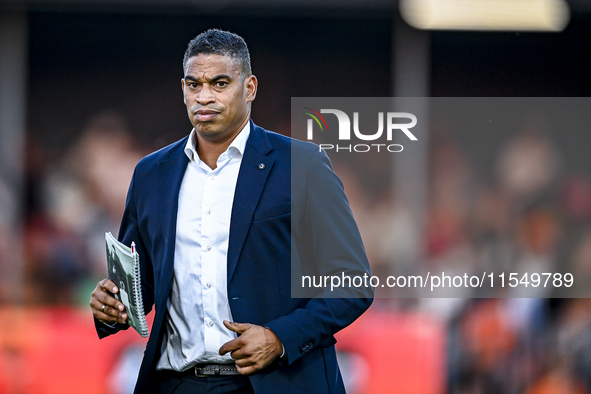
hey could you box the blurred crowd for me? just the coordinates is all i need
[1,109,591,394]
[339,115,591,393]
[12,112,146,305]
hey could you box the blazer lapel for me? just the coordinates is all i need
[227,122,274,282]
[157,137,189,304]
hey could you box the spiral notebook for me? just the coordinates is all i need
[105,232,149,338]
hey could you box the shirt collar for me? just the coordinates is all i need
[184,122,251,162]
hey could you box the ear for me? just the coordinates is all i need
[181,78,187,105]
[245,75,258,103]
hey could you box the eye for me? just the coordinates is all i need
[215,81,228,88]
[188,82,199,89]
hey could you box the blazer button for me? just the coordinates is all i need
[258,163,265,170]
[300,342,313,354]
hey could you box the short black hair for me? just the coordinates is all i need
[183,29,252,78]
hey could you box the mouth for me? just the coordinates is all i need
[194,109,220,122]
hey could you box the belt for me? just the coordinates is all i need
[193,363,240,376]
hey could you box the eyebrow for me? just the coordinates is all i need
[184,74,233,83]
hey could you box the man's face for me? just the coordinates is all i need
[182,54,257,143]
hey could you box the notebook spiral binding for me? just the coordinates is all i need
[132,242,149,338]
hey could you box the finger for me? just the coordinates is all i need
[92,281,125,312]
[91,303,127,324]
[229,348,248,360]
[96,309,127,324]
[94,290,125,313]
[219,337,242,356]
[90,285,126,318]
[100,278,119,294]
[223,320,252,334]
[235,358,256,369]
[99,312,128,325]
[90,298,128,324]
[96,302,128,321]
[236,364,258,375]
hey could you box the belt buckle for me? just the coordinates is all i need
[195,364,220,377]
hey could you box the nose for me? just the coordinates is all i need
[196,84,215,105]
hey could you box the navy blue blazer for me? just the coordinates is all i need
[96,121,373,394]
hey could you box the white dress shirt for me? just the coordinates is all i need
[156,123,250,372]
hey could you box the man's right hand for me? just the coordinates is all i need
[90,279,128,324]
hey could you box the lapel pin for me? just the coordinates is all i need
[258,163,265,170]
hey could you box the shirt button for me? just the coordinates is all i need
[206,245,211,252]
[207,209,211,215]
[208,320,214,327]
[206,283,212,289]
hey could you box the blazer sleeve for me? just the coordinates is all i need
[265,147,374,365]
[94,166,156,339]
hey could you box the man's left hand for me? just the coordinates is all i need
[219,320,283,375]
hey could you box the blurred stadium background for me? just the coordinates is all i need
[1,0,591,392]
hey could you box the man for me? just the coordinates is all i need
[90,29,372,394]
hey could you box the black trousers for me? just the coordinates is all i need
[155,369,255,394]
